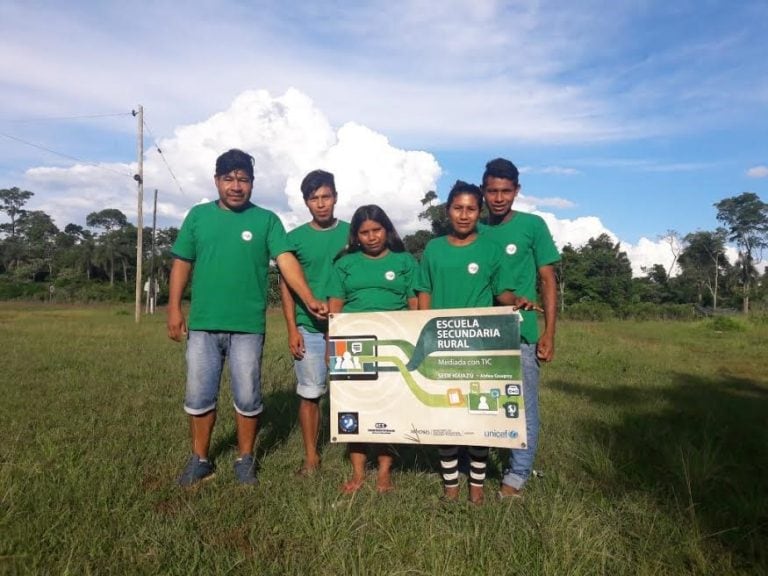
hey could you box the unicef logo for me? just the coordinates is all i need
[506,244,517,255]
[467,262,479,275]
[241,231,253,242]
[385,271,396,281]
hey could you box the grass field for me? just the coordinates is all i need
[1,303,766,575]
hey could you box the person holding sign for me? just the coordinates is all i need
[415,180,535,505]
[327,204,418,493]
[480,158,560,500]
[280,170,350,478]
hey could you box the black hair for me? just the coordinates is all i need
[446,180,483,210]
[482,157,520,187]
[215,149,255,180]
[300,169,337,201]
[335,204,405,260]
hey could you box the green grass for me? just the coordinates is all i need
[1,304,766,575]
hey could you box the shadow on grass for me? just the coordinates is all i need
[548,372,768,568]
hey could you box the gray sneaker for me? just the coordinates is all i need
[234,454,258,485]
[177,455,215,487]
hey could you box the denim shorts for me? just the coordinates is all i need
[184,330,265,417]
[294,327,328,400]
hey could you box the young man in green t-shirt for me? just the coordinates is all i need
[168,149,326,487]
[480,157,560,499]
[280,170,349,476]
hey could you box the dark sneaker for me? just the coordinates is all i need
[177,455,215,487]
[234,454,258,485]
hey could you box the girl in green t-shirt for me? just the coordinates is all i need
[327,205,418,494]
[415,181,533,504]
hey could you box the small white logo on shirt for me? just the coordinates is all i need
[385,271,396,281]
[468,262,479,274]
[241,231,253,241]
[506,243,517,255]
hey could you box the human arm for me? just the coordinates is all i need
[417,292,432,310]
[496,291,543,311]
[167,258,192,342]
[279,276,304,360]
[407,297,418,310]
[275,252,328,320]
[536,264,557,362]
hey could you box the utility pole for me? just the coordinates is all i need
[133,105,144,323]
[149,188,158,314]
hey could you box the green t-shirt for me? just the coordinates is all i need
[414,235,516,309]
[287,220,350,332]
[327,250,417,313]
[172,201,291,333]
[479,212,560,343]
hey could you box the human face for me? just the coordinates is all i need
[483,176,520,219]
[305,185,337,227]
[448,193,480,240]
[214,169,253,211]
[356,219,388,258]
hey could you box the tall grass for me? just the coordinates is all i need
[0,304,766,575]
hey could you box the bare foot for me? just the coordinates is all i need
[440,486,460,502]
[498,484,523,500]
[469,485,485,505]
[340,477,365,493]
[375,473,394,493]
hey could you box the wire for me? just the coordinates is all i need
[0,131,134,178]
[143,119,185,195]
[0,112,133,124]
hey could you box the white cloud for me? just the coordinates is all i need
[23,89,440,237]
[521,166,581,176]
[746,165,768,178]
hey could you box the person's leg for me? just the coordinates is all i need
[179,331,224,486]
[229,332,265,456]
[375,446,394,493]
[439,446,460,500]
[294,328,328,473]
[468,446,489,504]
[184,331,225,459]
[501,342,540,496]
[341,443,367,493]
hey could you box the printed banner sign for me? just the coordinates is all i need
[329,306,526,449]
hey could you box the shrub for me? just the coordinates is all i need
[563,301,614,321]
[705,316,747,332]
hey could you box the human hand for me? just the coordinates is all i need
[288,329,305,360]
[167,308,187,342]
[306,298,328,320]
[536,333,555,362]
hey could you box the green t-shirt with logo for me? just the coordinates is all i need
[287,220,350,332]
[172,201,291,333]
[479,212,560,343]
[414,235,516,309]
[327,250,417,313]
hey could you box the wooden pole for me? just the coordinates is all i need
[133,105,144,323]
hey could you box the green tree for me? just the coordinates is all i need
[15,210,59,280]
[562,234,633,309]
[714,192,768,313]
[86,209,130,286]
[0,187,34,238]
[678,229,728,309]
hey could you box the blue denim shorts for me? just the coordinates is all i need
[184,330,265,417]
[294,327,328,400]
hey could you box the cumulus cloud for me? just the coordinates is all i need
[746,165,768,178]
[24,89,440,237]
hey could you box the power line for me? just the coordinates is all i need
[0,112,133,124]
[142,118,185,195]
[0,131,134,178]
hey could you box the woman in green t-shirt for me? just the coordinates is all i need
[327,205,418,493]
[415,181,533,504]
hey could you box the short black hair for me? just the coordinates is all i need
[446,180,483,210]
[215,149,255,180]
[482,157,519,187]
[300,169,337,201]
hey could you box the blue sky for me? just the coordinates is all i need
[1,0,766,274]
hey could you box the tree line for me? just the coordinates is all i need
[1,186,766,316]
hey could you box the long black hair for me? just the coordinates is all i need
[334,204,405,261]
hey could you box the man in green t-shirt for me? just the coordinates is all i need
[480,157,560,499]
[167,149,326,487]
[279,170,349,476]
